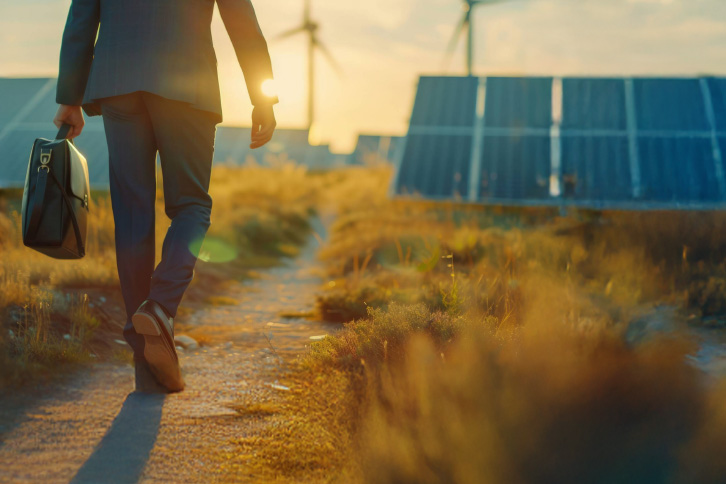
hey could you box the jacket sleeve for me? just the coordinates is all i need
[217,0,278,106]
[56,0,100,106]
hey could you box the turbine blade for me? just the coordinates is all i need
[442,12,469,69]
[314,38,343,77]
[274,26,306,41]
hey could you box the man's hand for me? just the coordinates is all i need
[250,105,276,149]
[53,104,85,139]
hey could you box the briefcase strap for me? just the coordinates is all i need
[26,158,86,257]
[56,123,74,144]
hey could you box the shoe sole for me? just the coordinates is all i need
[132,312,185,393]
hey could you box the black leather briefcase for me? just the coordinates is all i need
[21,124,89,259]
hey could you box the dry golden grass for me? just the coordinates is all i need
[221,368,360,483]
[238,168,726,483]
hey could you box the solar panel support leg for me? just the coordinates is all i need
[624,79,642,199]
[467,77,487,202]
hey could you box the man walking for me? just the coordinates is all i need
[53,0,278,393]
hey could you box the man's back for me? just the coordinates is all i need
[57,0,277,121]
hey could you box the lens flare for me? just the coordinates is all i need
[189,237,238,263]
[261,79,277,98]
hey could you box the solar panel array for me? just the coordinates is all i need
[347,134,404,165]
[394,76,726,208]
[0,78,342,188]
[0,78,109,188]
[213,127,343,169]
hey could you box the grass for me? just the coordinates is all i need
[231,168,726,483]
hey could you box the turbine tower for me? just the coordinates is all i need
[444,0,508,76]
[275,0,341,132]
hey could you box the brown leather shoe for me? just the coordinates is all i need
[132,299,185,392]
[134,358,171,394]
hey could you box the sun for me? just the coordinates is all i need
[261,79,278,98]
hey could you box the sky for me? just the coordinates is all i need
[1,0,725,152]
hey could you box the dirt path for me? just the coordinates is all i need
[0,216,338,483]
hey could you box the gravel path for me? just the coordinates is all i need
[0,216,337,483]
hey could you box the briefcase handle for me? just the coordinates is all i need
[56,123,75,144]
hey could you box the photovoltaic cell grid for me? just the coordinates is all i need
[394,75,726,208]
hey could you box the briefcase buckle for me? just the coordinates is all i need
[40,150,52,166]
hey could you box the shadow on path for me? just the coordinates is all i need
[70,392,166,484]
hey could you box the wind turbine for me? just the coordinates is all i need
[444,0,508,76]
[275,0,341,132]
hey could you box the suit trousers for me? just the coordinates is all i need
[99,91,217,358]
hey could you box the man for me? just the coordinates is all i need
[54,0,278,393]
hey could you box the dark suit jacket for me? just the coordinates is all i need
[57,0,278,122]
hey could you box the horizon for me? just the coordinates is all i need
[2,0,726,152]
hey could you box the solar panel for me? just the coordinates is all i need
[212,126,338,168]
[394,75,726,209]
[707,78,726,131]
[560,78,630,201]
[0,78,51,128]
[397,134,471,198]
[409,76,479,128]
[477,77,553,201]
[634,78,709,132]
[396,77,479,199]
[561,136,631,201]
[484,77,552,129]
[0,78,109,188]
[347,135,404,165]
[638,136,720,202]
[561,78,626,130]
[479,134,550,200]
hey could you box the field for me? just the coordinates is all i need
[0,161,364,386]
[220,167,726,483]
[3,163,726,482]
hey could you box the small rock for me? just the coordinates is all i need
[99,296,107,303]
[174,334,199,350]
[63,334,71,341]
[265,382,290,391]
[176,346,185,352]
